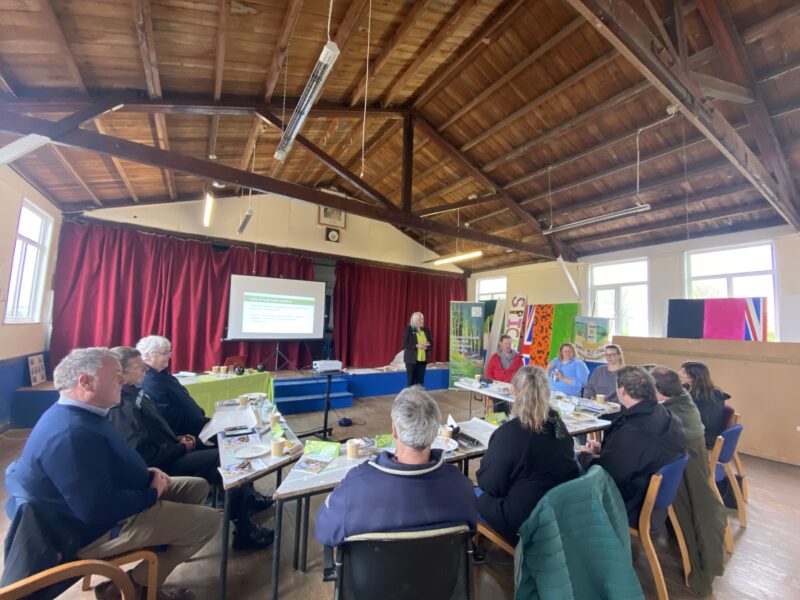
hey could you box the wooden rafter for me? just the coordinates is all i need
[131,0,177,200]
[401,114,414,214]
[349,0,436,106]
[48,146,102,207]
[0,109,553,257]
[415,193,501,218]
[206,0,229,160]
[381,0,481,107]
[696,0,799,216]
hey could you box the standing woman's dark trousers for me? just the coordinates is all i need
[406,361,427,387]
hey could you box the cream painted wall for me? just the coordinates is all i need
[469,224,800,342]
[88,193,462,274]
[0,167,62,361]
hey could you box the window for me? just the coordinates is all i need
[5,202,52,323]
[687,243,777,340]
[590,259,649,336]
[476,276,506,302]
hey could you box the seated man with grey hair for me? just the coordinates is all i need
[315,386,477,548]
[4,348,220,600]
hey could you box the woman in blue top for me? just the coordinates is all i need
[547,342,589,396]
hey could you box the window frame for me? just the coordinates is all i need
[5,200,52,324]
[589,258,650,337]
[685,242,778,339]
[475,276,507,302]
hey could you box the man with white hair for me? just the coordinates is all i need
[136,335,209,438]
[315,386,477,547]
[4,348,220,600]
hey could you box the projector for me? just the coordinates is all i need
[313,360,342,373]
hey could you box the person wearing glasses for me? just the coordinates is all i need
[136,335,210,439]
[582,344,624,403]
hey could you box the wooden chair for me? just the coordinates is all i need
[0,559,136,600]
[81,549,158,600]
[709,424,747,536]
[223,355,247,370]
[629,454,690,600]
[722,407,748,502]
[474,521,515,555]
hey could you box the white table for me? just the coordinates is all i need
[454,379,514,416]
[212,399,302,600]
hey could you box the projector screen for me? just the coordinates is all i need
[227,275,326,340]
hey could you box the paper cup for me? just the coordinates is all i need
[473,374,481,383]
[596,394,606,404]
[441,426,453,440]
[271,437,285,457]
[346,439,361,459]
[211,366,220,374]
[220,365,228,374]
[269,413,281,427]
[238,394,249,407]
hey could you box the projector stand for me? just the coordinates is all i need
[297,370,337,441]
[264,341,292,371]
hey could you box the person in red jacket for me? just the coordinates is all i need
[485,335,524,412]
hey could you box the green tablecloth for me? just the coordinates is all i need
[182,371,272,415]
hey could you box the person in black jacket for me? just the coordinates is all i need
[680,361,731,449]
[136,335,210,438]
[109,346,275,551]
[577,366,687,525]
[403,312,433,387]
[476,366,579,543]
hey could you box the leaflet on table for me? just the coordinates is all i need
[486,412,509,426]
[222,434,255,450]
[219,458,268,483]
[293,440,341,475]
[199,407,257,444]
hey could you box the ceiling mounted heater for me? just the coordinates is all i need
[274,41,340,161]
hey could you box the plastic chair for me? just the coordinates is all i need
[629,454,690,600]
[709,424,747,531]
[81,549,158,600]
[0,559,136,600]
[331,525,474,600]
[722,406,748,502]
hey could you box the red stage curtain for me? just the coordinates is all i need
[50,222,314,372]
[334,262,466,367]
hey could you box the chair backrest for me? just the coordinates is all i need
[223,355,246,369]
[717,424,743,464]
[653,454,689,510]
[722,404,737,429]
[337,525,471,600]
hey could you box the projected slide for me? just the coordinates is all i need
[242,292,315,334]
[227,275,326,340]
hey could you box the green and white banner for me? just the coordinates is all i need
[449,302,485,388]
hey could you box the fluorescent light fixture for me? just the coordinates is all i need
[274,41,340,161]
[237,208,254,234]
[0,134,51,165]
[543,204,651,235]
[425,250,483,266]
[211,180,226,189]
[202,191,214,227]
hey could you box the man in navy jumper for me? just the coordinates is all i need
[315,386,478,548]
[4,348,219,600]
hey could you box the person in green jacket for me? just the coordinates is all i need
[648,366,726,596]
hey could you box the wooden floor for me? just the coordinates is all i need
[0,389,797,599]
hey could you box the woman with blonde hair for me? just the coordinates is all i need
[402,312,432,387]
[547,341,589,396]
[475,366,579,543]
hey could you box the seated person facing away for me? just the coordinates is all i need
[108,346,274,550]
[583,343,624,403]
[476,366,579,544]
[547,342,589,397]
[577,366,686,525]
[136,335,209,439]
[4,348,219,600]
[485,334,524,412]
[680,361,731,449]
[315,386,477,548]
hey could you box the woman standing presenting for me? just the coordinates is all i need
[403,312,432,387]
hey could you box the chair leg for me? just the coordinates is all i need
[733,452,749,502]
[724,464,747,528]
[81,574,92,591]
[667,506,692,587]
[639,527,668,600]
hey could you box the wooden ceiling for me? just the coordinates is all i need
[0,0,799,271]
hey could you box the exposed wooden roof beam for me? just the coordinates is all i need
[382,0,481,107]
[410,0,528,109]
[49,146,102,207]
[206,0,229,160]
[696,0,799,218]
[415,193,501,218]
[691,71,753,104]
[564,0,800,229]
[131,0,177,200]
[293,119,342,183]
[401,114,414,214]
[342,120,400,171]
[350,0,437,106]
[0,109,553,257]
[42,93,130,141]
